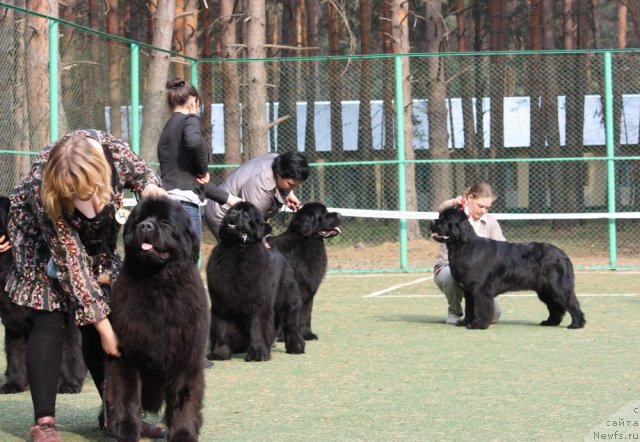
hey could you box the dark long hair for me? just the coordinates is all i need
[272,152,310,181]
[165,77,199,109]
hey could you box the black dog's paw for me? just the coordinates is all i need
[245,345,271,362]
[285,346,305,355]
[466,320,490,330]
[111,422,140,442]
[209,345,232,361]
[540,319,561,326]
[168,428,198,442]
[303,331,318,341]
[455,318,469,327]
[285,337,305,355]
[58,383,83,394]
[567,322,585,329]
[0,381,28,394]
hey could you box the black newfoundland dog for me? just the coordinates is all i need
[430,207,586,330]
[104,197,209,441]
[0,196,86,394]
[207,201,304,361]
[267,202,341,340]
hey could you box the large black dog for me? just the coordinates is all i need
[0,196,86,394]
[430,207,586,330]
[267,202,341,341]
[104,197,209,441]
[207,201,304,361]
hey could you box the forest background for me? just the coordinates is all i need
[2,0,640,270]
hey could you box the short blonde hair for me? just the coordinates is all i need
[42,134,113,220]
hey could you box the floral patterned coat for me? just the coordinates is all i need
[5,130,161,326]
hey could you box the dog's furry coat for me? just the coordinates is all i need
[430,207,586,329]
[104,197,209,441]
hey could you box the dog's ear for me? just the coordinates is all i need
[256,220,272,239]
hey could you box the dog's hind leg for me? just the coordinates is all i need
[141,375,165,413]
[538,292,565,326]
[0,330,28,394]
[209,314,234,360]
[281,298,305,354]
[565,293,586,329]
[58,324,86,394]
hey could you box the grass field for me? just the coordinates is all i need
[1,271,639,441]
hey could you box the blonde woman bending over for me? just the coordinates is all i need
[5,130,168,441]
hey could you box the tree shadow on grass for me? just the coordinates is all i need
[375,314,540,328]
[374,314,446,324]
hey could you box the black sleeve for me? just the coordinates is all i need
[182,115,209,176]
[203,182,230,205]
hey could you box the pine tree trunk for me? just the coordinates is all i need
[106,0,122,137]
[26,0,57,149]
[220,0,242,170]
[391,0,420,240]
[245,0,268,158]
[426,0,450,212]
[140,0,176,162]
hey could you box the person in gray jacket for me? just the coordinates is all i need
[204,151,310,240]
[433,182,504,325]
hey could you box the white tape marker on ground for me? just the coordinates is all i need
[362,276,433,298]
[365,292,639,299]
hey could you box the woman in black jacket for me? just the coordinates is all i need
[157,78,241,243]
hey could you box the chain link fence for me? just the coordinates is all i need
[1,4,639,271]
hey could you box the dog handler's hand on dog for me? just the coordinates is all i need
[0,235,11,253]
[285,192,301,210]
[437,196,463,213]
[95,318,121,357]
[226,194,243,206]
[141,183,168,199]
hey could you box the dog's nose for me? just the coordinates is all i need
[137,220,155,232]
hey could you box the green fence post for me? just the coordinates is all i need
[191,60,198,90]
[394,55,408,271]
[49,19,59,142]
[603,51,617,269]
[130,43,140,155]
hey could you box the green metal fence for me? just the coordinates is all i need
[1,3,639,272]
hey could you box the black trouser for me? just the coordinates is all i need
[27,310,105,422]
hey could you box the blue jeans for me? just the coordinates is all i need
[179,201,202,244]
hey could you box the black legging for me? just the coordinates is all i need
[27,310,105,422]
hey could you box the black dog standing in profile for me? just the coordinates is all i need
[430,207,586,330]
[104,197,209,441]
[268,202,341,341]
[0,196,86,394]
[207,201,305,361]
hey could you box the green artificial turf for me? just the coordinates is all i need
[1,271,638,441]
